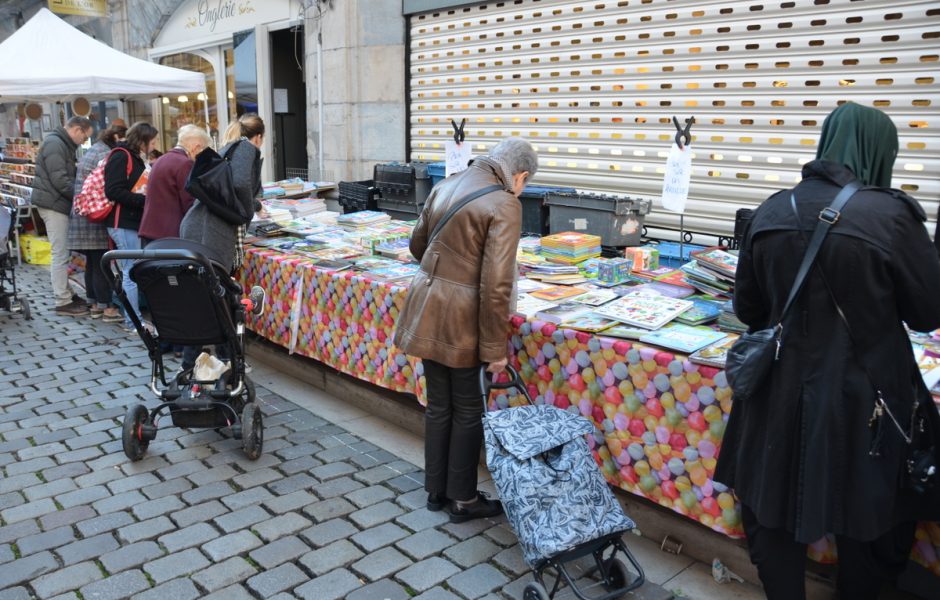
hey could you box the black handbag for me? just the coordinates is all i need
[725,180,860,399]
[185,141,252,226]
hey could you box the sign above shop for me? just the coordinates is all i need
[47,0,107,18]
[153,0,296,49]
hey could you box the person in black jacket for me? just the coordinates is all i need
[31,116,93,315]
[715,103,940,599]
[103,122,158,331]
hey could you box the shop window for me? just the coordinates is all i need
[158,52,217,150]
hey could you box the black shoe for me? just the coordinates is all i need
[447,492,503,523]
[427,493,447,512]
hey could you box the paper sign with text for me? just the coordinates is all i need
[661,143,692,213]
[444,140,472,177]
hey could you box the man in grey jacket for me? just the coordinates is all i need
[31,116,93,315]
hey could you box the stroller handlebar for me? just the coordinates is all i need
[101,249,217,274]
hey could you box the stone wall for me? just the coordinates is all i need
[305,0,407,182]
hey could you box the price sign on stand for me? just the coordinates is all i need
[444,140,472,177]
[661,143,692,213]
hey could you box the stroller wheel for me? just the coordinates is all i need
[603,557,632,591]
[523,582,550,600]
[244,377,256,403]
[241,402,263,460]
[18,297,31,320]
[122,404,151,461]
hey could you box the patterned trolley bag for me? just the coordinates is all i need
[480,365,646,600]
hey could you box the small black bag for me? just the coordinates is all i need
[724,326,780,400]
[725,181,860,399]
[185,142,252,226]
[901,394,938,495]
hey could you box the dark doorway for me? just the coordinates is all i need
[270,26,307,181]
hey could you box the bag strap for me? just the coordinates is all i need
[427,184,504,244]
[776,180,860,326]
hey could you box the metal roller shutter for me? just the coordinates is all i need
[408,0,939,243]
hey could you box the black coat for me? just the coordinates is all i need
[714,160,940,543]
[103,142,147,231]
[31,128,79,215]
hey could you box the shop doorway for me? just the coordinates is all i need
[269,27,306,182]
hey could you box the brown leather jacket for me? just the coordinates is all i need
[393,160,521,368]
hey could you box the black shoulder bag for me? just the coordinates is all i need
[725,180,860,399]
[787,192,936,495]
[185,141,253,226]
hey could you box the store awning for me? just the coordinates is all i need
[0,8,205,102]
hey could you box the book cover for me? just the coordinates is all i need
[514,294,558,318]
[602,324,649,340]
[654,269,694,289]
[530,286,589,301]
[366,263,421,281]
[570,288,618,306]
[640,324,728,354]
[535,302,593,324]
[517,278,553,292]
[593,293,694,329]
[674,298,723,325]
[559,313,618,333]
[689,334,741,367]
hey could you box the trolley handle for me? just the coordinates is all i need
[480,364,533,411]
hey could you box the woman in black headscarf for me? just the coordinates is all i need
[715,102,940,599]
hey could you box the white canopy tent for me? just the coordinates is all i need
[0,8,205,103]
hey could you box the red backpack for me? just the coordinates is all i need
[74,147,132,223]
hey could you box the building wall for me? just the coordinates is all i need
[305,0,407,182]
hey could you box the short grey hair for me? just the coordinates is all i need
[177,125,212,149]
[489,137,538,180]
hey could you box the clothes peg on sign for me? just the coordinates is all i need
[451,118,466,145]
[672,116,695,150]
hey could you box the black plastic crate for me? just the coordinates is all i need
[374,162,432,207]
[338,179,380,214]
[518,185,577,236]
[546,192,652,247]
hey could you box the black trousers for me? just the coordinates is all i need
[741,504,917,600]
[81,249,113,307]
[423,359,484,502]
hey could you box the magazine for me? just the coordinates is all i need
[639,324,728,354]
[593,293,694,330]
[688,334,741,368]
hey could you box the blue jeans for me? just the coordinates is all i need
[107,227,141,327]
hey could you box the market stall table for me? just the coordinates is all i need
[239,246,940,577]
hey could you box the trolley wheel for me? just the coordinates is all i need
[19,297,31,320]
[523,582,550,600]
[122,404,150,462]
[603,557,632,590]
[241,402,263,460]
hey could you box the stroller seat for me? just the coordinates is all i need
[0,199,31,319]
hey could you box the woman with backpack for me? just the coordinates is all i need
[68,122,127,323]
[103,121,159,332]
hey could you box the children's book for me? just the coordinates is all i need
[631,282,696,299]
[640,324,728,354]
[674,298,723,325]
[601,324,649,340]
[529,286,589,302]
[688,334,741,367]
[517,278,553,292]
[534,302,593,324]
[654,269,694,289]
[514,294,558,318]
[593,293,694,330]
[366,263,421,281]
[570,289,618,307]
[559,313,619,333]
[351,256,401,272]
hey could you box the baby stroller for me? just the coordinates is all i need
[102,238,264,461]
[482,366,645,600]
[0,198,31,320]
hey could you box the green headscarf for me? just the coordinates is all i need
[815,102,898,188]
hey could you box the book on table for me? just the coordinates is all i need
[529,285,589,301]
[559,312,619,333]
[593,293,694,330]
[514,294,559,318]
[689,247,738,278]
[601,324,649,340]
[639,324,728,354]
[688,333,741,367]
[674,298,723,325]
[534,302,594,324]
[570,288,618,306]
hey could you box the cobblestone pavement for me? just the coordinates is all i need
[0,263,671,600]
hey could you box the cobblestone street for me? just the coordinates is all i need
[0,263,685,600]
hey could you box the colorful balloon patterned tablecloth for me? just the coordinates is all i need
[239,248,940,575]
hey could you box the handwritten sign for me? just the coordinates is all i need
[444,140,472,177]
[661,143,692,214]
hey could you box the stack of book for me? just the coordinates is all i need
[717,300,747,333]
[540,232,602,264]
[266,197,326,218]
[374,237,413,260]
[524,263,586,285]
[681,247,738,297]
[519,236,541,254]
[336,210,392,230]
[674,297,723,325]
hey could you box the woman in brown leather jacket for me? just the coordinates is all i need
[395,137,538,523]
